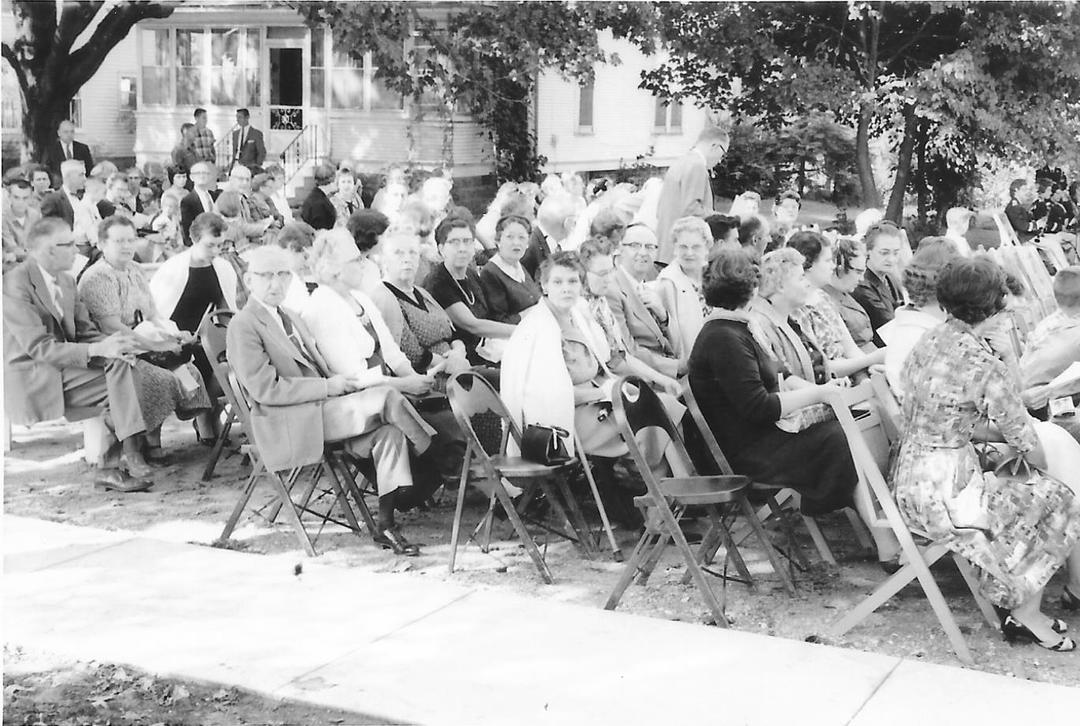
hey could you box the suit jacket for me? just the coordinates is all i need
[520,226,553,280]
[43,139,93,178]
[3,258,102,424]
[40,190,76,228]
[300,187,336,230]
[852,268,904,345]
[604,265,678,376]
[655,150,713,263]
[2,208,41,256]
[231,126,266,168]
[1005,199,1037,243]
[227,299,334,471]
[180,188,221,246]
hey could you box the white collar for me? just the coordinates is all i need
[492,254,526,283]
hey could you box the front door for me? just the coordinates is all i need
[266,40,305,156]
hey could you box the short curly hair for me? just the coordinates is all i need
[576,235,614,270]
[539,249,586,285]
[669,216,713,249]
[1053,266,1080,309]
[833,236,865,275]
[703,247,760,310]
[902,237,958,307]
[786,229,831,270]
[936,257,1007,325]
[758,247,805,299]
[346,209,390,253]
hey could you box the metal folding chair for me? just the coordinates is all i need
[827,380,997,666]
[196,308,239,481]
[605,376,789,625]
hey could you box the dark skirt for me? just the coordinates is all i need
[730,420,857,516]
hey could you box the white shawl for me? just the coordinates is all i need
[149,249,239,319]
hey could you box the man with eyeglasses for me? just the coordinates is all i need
[853,221,906,346]
[655,125,730,263]
[180,162,221,246]
[604,223,681,377]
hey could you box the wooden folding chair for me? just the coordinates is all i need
[827,380,998,666]
[605,376,790,625]
[680,378,808,581]
[216,364,373,557]
[197,308,240,481]
[446,372,599,583]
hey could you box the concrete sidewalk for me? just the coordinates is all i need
[4,515,1078,725]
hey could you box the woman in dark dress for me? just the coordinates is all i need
[424,214,515,366]
[479,215,542,323]
[149,212,239,442]
[687,246,857,517]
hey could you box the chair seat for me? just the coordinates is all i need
[654,475,751,505]
[486,454,565,478]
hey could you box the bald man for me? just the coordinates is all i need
[3,218,153,490]
[521,192,579,279]
[226,245,436,555]
[43,120,93,178]
[944,207,974,256]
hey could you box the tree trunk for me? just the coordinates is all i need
[855,104,881,208]
[916,119,928,225]
[886,104,918,222]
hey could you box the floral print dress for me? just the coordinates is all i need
[892,317,1080,608]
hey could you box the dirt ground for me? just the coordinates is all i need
[4,417,1079,723]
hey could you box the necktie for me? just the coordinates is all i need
[51,279,65,319]
[346,200,355,215]
[65,143,73,160]
[356,309,387,373]
[278,308,326,375]
[236,129,245,159]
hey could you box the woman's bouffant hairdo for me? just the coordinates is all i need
[539,249,586,285]
[433,210,475,246]
[576,235,614,269]
[495,214,532,238]
[833,236,864,275]
[936,257,1007,325]
[903,237,959,307]
[785,229,830,270]
[703,247,760,310]
[758,247,805,299]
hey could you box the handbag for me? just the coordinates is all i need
[520,424,572,466]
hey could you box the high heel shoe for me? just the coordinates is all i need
[1063,587,1080,611]
[1002,615,1075,651]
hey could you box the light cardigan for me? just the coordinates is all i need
[501,299,611,456]
[300,285,412,388]
[877,307,942,398]
[652,263,705,359]
[149,249,238,319]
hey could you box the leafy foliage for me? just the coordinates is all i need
[296,1,654,181]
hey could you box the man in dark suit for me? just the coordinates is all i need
[39,159,86,229]
[853,221,905,346]
[300,163,338,230]
[231,108,266,173]
[180,162,221,246]
[227,246,435,555]
[1005,178,1041,243]
[42,120,93,178]
[520,192,578,279]
[3,217,153,490]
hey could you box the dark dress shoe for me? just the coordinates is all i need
[1063,587,1080,611]
[121,456,155,480]
[144,447,170,466]
[373,527,420,557]
[95,469,153,493]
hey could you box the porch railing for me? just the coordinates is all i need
[279,124,318,189]
[213,127,237,172]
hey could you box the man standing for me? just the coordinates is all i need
[40,159,87,230]
[3,218,153,490]
[191,108,217,165]
[43,120,93,179]
[231,108,266,173]
[300,163,338,230]
[172,123,198,171]
[520,193,578,279]
[655,125,730,262]
[180,162,220,246]
[853,221,906,346]
[3,179,42,265]
[227,246,435,554]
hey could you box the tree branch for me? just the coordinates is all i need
[1,42,28,95]
[66,1,175,90]
[884,13,934,68]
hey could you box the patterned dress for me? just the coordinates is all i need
[78,260,211,430]
[792,289,852,368]
[383,282,456,371]
[825,284,876,351]
[892,317,1080,608]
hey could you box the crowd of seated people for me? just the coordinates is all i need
[6,133,1080,650]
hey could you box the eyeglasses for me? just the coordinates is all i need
[849,266,867,274]
[622,242,659,252]
[249,270,293,282]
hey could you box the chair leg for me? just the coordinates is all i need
[802,514,837,565]
[844,507,875,554]
[662,504,727,627]
[636,508,673,585]
[219,465,262,542]
[739,496,796,596]
[200,414,234,481]
[555,474,598,555]
[768,496,810,572]
[707,506,755,592]
[493,480,554,584]
[342,469,380,539]
[952,553,999,628]
[604,527,657,610]
[448,443,472,575]
[575,446,621,560]
[267,469,317,557]
[324,453,363,536]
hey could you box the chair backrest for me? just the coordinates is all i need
[611,376,694,496]
[680,376,737,476]
[868,364,902,443]
[198,308,236,367]
[445,372,513,460]
[221,361,256,436]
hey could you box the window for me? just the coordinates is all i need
[654,98,683,133]
[330,47,364,109]
[578,81,594,131]
[141,29,170,106]
[310,29,325,107]
[119,76,137,110]
[176,29,203,105]
[211,29,260,106]
[68,95,82,128]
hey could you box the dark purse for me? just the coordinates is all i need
[520,424,572,466]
